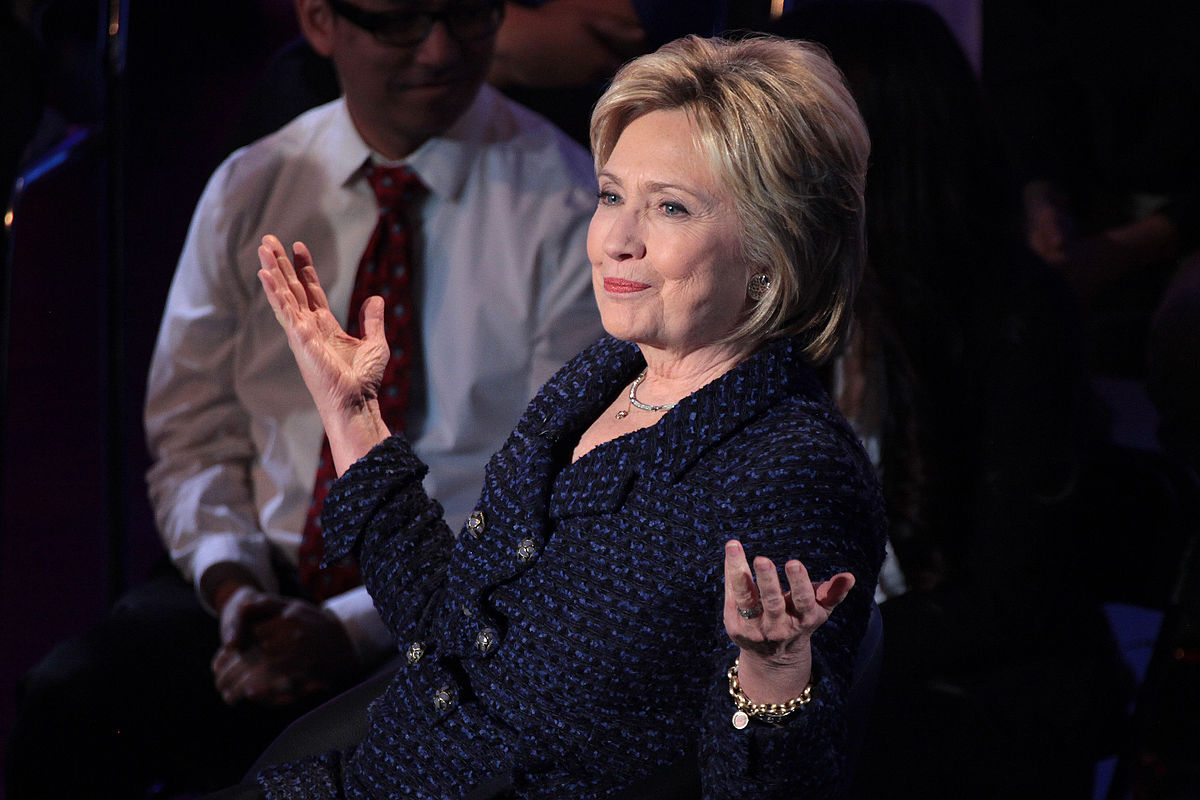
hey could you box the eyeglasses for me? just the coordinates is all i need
[325,0,504,47]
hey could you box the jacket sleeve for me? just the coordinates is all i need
[319,435,458,644]
[697,414,887,798]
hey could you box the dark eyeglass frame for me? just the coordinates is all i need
[325,0,505,47]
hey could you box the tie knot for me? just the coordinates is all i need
[366,164,423,210]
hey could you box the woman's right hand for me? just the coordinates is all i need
[257,234,392,473]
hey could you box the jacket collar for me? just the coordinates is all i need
[529,336,828,518]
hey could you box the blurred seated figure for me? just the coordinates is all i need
[1025,185,1199,305]
[769,3,1134,797]
[226,0,729,152]
[5,0,603,796]
[984,0,1200,377]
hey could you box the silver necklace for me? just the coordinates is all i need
[616,369,677,419]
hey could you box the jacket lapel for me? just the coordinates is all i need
[545,336,826,520]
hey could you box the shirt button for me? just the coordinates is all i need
[475,627,498,655]
[406,641,425,665]
[516,538,537,562]
[465,511,486,539]
[433,684,456,712]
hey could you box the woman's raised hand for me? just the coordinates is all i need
[723,539,855,704]
[257,235,391,473]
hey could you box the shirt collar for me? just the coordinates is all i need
[326,98,375,189]
[329,84,497,201]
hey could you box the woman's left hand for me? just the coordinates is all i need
[723,539,855,703]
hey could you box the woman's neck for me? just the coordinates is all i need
[569,340,756,464]
[634,341,754,408]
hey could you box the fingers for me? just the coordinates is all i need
[212,647,296,706]
[212,642,237,680]
[224,592,285,651]
[783,558,817,618]
[290,239,313,270]
[212,643,252,704]
[727,541,859,630]
[814,571,856,612]
[752,555,786,620]
[258,241,300,324]
[359,295,386,348]
[292,241,333,314]
[260,235,297,290]
[723,540,760,623]
[785,562,856,623]
[257,236,321,316]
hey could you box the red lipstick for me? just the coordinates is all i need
[604,277,650,294]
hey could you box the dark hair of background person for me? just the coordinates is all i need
[768,3,1133,798]
[773,0,1036,588]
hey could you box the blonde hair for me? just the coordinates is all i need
[590,35,870,363]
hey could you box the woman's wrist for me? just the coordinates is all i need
[728,656,814,728]
[734,646,812,705]
[322,398,391,476]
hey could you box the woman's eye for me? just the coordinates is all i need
[661,201,688,217]
[597,190,621,206]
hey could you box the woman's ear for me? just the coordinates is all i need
[296,0,337,57]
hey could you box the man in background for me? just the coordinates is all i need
[6,1,601,796]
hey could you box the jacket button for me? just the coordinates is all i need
[465,511,485,539]
[475,627,498,655]
[433,684,456,712]
[516,538,537,562]
[406,641,425,665]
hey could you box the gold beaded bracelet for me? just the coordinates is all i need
[727,657,813,729]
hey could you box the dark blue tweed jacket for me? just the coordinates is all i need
[261,334,886,799]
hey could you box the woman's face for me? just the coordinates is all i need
[587,109,750,358]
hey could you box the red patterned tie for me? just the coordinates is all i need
[298,164,424,601]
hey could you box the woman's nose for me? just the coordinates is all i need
[602,208,646,261]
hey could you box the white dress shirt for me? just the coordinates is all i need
[145,86,602,657]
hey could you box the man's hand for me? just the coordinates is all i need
[213,587,359,706]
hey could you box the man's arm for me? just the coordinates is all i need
[145,172,278,607]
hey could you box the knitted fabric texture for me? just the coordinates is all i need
[260,334,887,799]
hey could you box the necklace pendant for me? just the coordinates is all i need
[615,409,629,419]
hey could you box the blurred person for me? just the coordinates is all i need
[227,0,728,151]
[770,3,1134,798]
[984,0,1200,376]
[5,0,602,796]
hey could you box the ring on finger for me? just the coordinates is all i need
[737,603,762,619]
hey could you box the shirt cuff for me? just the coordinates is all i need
[191,534,279,615]
[323,585,396,663]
